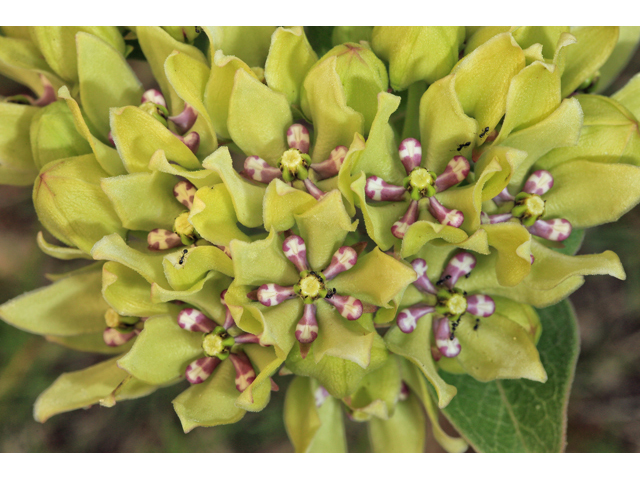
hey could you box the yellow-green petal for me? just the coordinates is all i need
[163,245,234,291]
[102,261,169,317]
[204,26,276,68]
[0,102,38,185]
[263,179,317,233]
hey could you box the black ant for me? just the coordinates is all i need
[436,275,451,286]
[325,288,337,299]
[178,248,188,265]
[456,141,471,152]
[473,318,480,331]
[479,127,490,138]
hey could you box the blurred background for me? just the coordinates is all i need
[1,39,639,454]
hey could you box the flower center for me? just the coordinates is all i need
[104,308,138,330]
[435,288,468,320]
[202,326,235,360]
[295,271,328,303]
[447,293,468,316]
[512,192,546,226]
[279,148,310,182]
[404,167,437,200]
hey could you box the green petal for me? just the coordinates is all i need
[236,344,282,412]
[283,376,322,453]
[597,27,640,93]
[346,355,401,421]
[110,105,201,173]
[101,171,185,231]
[148,149,219,189]
[29,100,92,171]
[189,184,250,247]
[136,26,207,114]
[263,179,317,233]
[36,231,92,260]
[328,247,416,308]
[475,146,527,202]
[265,26,318,107]
[371,26,465,91]
[0,266,107,336]
[385,319,457,408]
[91,233,169,288]
[419,74,478,173]
[34,356,155,423]
[308,395,347,453]
[173,359,245,432]
[204,51,256,139]
[229,229,299,287]
[561,27,619,98]
[401,358,468,453]
[204,26,276,68]
[0,102,38,185]
[482,222,532,287]
[30,26,125,83]
[544,160,640,228]
[402,220,474,259]
[511,26,570,59]
[58,86,126,176]
[102,261,169,317]
[118,314,203,385]
[454,313,547,383]
[33,155,126,253]
[163,245,234,291]
[337,133,366,213]
[164,51,218,156]
[501,97,583,188]
[300,55,364,162]
[464,27,512,55]
[314,301,375,368]
[612,72,640,120]
[493,296,542,343]
[202,147,266,228]
[451,33,525,140]
[294,190,357,271]
[369,393,425,452]
[285,334,389,399]
[227,69,292,164]
[77,32,143,140]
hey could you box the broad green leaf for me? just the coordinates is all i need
[77,32,143,140]
[441,300,579,452]
[33,155,126,253]
[34,356,156,422]
[118,314,203,385]
[29,100,92,170]
[173,359,246,432]
[0,102,38,185]
[227,68,292,164]
[0,267,107,336]
[101,171,185,231]
[265,27,318,107]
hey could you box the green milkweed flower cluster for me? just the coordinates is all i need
[1,25,640,453]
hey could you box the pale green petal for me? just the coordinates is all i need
[148,149,220,189]
[46,333,130,355]
[102,261,169,317]
[308,395,347,453]
[347,355,401,421]
[283,376,322,453]
[464,27,513,55]
[512,26,570,59]
[493,296,541,343]
[0,102,38,185]
[612,72,640,120]
[36,231,92,260]
[597,27,640,93]
[236,344,281,412]
[483,222,532,287]
[227,69,292,164]
[369,394,425,452]
[263,179,317,233]
[163,245,234,291]
[204,26,276,68]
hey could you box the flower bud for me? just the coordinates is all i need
[301,42,388,134]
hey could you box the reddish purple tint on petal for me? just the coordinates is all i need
[168,103,198,134]
[441,252,477,289]
[229,352,257,392]
[493,187,516,205]
[286,123,310,153]
[141,88,167,107]
[315,386,330,407]
[233,333,262,344]
[480,212,514,225]
[147,228,182,251]
[243,156,282,183]
[324,294,363,320]
[295,303,319,344]
[391,199,419,239]
[466,294,495,317]
[310,145,348,179]
[103,328,136,347]
[523,170,554,196]
[173,179,197,210]
[411,258,438,294]
[396,304,436,333]
[398,382,410,401]
[399,138,422,174]
[435,155,470,192]
[178,131,200,154]
[186,357,221,384]
[433,317,461,358]
[271,378,280,391]
[282,234,309,272]
[303,178,326,200]
[528,218,572,241]
[322,246,358,280]
[365,176,406,202]
[177,308,216,332]
[428,197,464,227]
[257,284,296,307]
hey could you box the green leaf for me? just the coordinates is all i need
[441,300,580,452]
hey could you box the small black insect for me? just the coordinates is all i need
[178,248,189,265]
[479,127,490,138]
[474,318,480,331]
[456,141,471,152]
[465,272,471,278]
[325,288,337,299]
[449,332,455,341]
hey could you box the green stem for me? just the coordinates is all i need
[401,81,427,140]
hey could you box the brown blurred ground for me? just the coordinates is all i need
[1,43,639,453]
